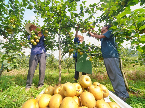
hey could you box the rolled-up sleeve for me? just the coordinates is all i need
[74,37,79,43]
[28,35,31,44]
[103,30,112,38]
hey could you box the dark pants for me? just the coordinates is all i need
[26,52,46,88]
[104,58,129,98]
[74,58,86,80]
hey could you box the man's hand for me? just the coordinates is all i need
[88,32,92,36]
[89,32,98,36]
[93,33,98,35]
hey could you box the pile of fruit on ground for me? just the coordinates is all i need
[22,75,120,108]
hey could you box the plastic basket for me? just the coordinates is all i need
[104,91,132,108]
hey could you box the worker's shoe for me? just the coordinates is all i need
[38,85,44,90]
[111,91,128,102]
[118,96,127,102]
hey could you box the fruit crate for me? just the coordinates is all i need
[38,89,132,108]
[104,91,132,108]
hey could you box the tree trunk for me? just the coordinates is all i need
[0,70,3,77]
[0,63,3,77]
[68,68,69,73]
[58,33,61,84]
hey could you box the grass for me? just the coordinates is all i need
[0,65,145,108]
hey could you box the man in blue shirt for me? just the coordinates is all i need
[73,26,86,82]
[25,23,46,91]
[89,25,129,101]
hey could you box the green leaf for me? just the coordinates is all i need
[117,7,131,19]
[140,35,145,43]
[45,7,49,11]
[128,25,136,30]
[136,45,143,52]
[139,25,145,31]
[111,5,117,11]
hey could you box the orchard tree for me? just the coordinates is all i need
[46,54,59,70]
[62,57,74,73]
[30,0,99,83]
[0,0,27,74]
[0,0,99,81]
[95,0,145,90]
[96,0,145,65]
[0,0,144,81]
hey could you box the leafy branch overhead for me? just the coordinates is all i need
[0,0,145,71]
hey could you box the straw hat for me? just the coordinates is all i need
[25,23,35,34]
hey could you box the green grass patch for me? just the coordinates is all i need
[0,64,145,108]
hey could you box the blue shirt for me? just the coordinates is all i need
[100,30,119,58]
[28,34,46,55]
[73,37,80,58]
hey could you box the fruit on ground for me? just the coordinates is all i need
[27,75,114,108]
[44,85,54,95]
[22,99,39,108]
[63,82,76,97]
[54,85,62,94]
[58,84,65,98]
[96,99,111,108]
[72,96,81,106]
[93,82,100,86]
[60,97,78,108]
[35,94,43,101]
[38,94,51,108]
[99,84,109,98]
[80,91,96,108]
[88,85,103,100]
[107,102,120,108]
[73,83,83,96]
[79,106,88,108]
[49,94,63,108]
[79,75,92,88]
